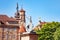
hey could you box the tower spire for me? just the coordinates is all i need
[30,16,32,23]
[16,2,19,13]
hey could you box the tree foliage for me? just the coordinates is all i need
[53,27,60,40]
[35,22,60,40]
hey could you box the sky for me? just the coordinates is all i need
[0,0,60,26]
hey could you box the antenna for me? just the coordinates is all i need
[21,0,23,9]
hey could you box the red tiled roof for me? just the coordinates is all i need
[8,17,17,21]
[40,22,46,25]
[0,15,9,24]
[0,15,17,24]
[19,25,26,33]
[0,15,9,20]
[33,22,46,30]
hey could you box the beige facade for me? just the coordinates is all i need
[21,36,29,40]
[20,33,38,40]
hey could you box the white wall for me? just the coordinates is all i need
[21,36,30,40]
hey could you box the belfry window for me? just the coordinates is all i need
[17,13,20,16]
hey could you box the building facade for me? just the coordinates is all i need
[0,3,38,40]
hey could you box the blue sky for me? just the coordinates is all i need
[0,0,60,26]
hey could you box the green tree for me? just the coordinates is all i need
[35,22,60,40]
[53,27,60,40]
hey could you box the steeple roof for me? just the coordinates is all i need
[20,8,25,12]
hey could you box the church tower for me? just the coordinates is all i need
[15,3,26,23]
[19,7,25,23]
[15,3,20,21]
[15,3,26,34]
